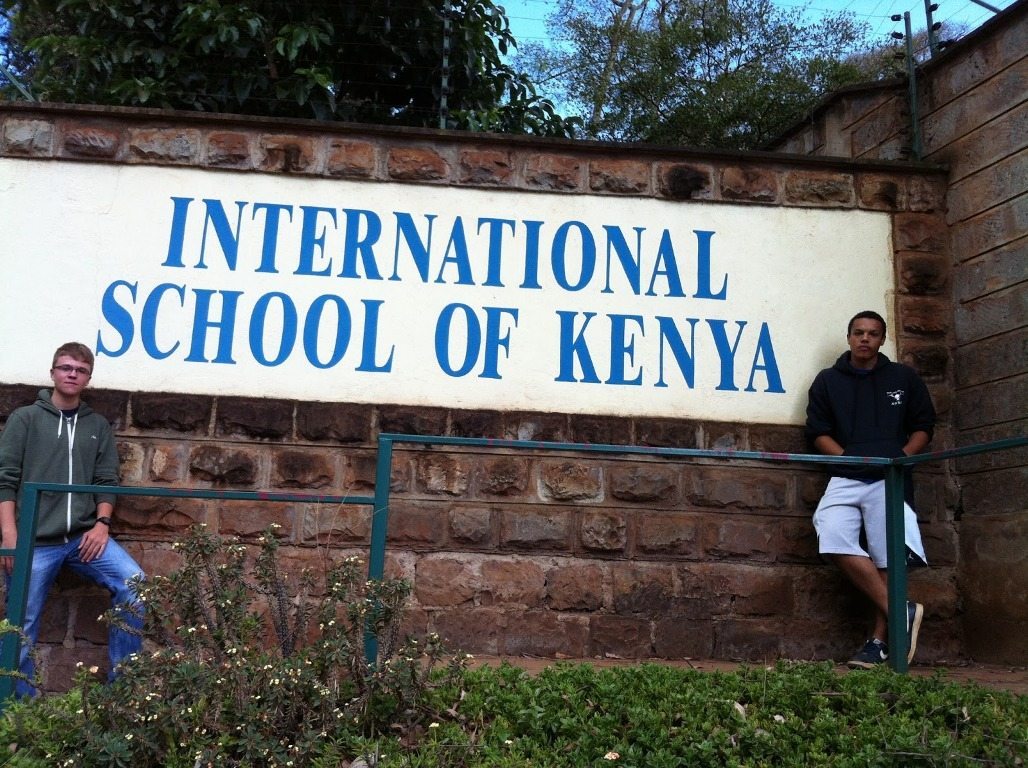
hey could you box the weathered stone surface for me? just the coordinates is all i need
[713,618,783,660]
[449,507,494,546]
[189,445,260,486]
[387,146,448,181]
[459,148,513,185]
[540,461,602,501]
[702,422,745,451]
[580,510,627,551]
[612,564,675,617]
[503,412,569,442]
[784,171,854,205]
[479,559,546,606]
[747,424,807,456]
[652,618,715,658]
[257,134,317,173]
[609,466,677,503]
[588,615,652,658]
[216,397,293,439]
[299,504,370,544]
[503,611,589,657]
[636,513,703,557]
[116,440,145,482]
[0,385,38,426]
[2,118,53,155]
[707,518,776,560]
[205,131,251,168]
[953,240,1024,303]
[219,501,294,539]
[898,296,951,335]
[569,415,629,445]
[451,409,504,438]
[899,343,949,379]
[898,252,949,295]
[950,196,1028,261]
[387,501,446,545]
[524,154,581,190]
[589,158,650,194]
[271,449,335,489]
[62,126,121,158]
[955,376,1028,431]
[906,174,947,212]
[115,495,207,536]
[635,419,699,448]
[477,456,531,497]
[857,174,903,210]
[378,406,447,436]
[432,608,504,654]
[344,452,409,493]
[499,507,571,550]
[127,128,200,163]
[721,166,778,202]
[414,556,476,606]
[296,402,370,443]
[546,563,606,611]
[775,517,821,563]
[955,282,1027,345]
[415,454,471,496]
[85,389,129,430]
[132,393,212,432]
[686,468,788,510]
[957,465,1028,515]
[658,163,713,200]
[326,139,375,178]
[893,212,949,252]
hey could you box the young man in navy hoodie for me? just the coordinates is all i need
[0,342,143,695]
[806,311,935,669]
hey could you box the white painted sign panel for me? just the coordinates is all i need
[0,158,896,424]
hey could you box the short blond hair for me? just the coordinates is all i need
[51,342,95,372]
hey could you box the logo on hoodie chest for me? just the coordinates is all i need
[886,389,905,406]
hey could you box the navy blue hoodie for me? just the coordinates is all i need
[805,352,935,485]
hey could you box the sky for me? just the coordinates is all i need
[500,0,1018,50]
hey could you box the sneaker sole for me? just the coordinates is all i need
[907,602,924,663]
[847,659,884,670]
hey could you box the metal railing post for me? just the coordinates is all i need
[883,464,910,672]
[364,436,395,663]
[0,484,42,701]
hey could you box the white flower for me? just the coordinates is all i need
[604,752,620,761]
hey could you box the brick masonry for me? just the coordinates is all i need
[768,2,1026,664]
[0,58,992,684]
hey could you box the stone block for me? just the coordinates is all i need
[540,461,602,501]
[857,174,903,210]
[326,139,376,178]
[2,118,53,155]
[205,131,252,168]
[387,501,446,545]
[906,174,947,213]
[707,517,775,561]
[546,562,607,611]
[580,510,627,552]
[218,500,294,539]
[636,512,704,557]
[955,283,1027,345]
[568,414,631,445]
[652,618,715,658]
[953,240,1024,304]
[953,419,1028,473]
[72,592,112,645]
[80,389,130,428]
[132,393,212,432]
[459,148,514,185]
[523,153,581,190]
[257,134,317,173]
[635,418,699,448]
[414,556,477,606]
[271,449,335,489]
[897,252,949,295]
[721,166,778,202]
[713,618,783,660]
[701,422,745,451]
[784,171,854,206]
[589,158,651,194]
[775,517,821,562]
[893,212,948,252]
[451,409,504,438]
[609,465,678,503]
[344,451,409,493]
[898,296,950,336]
[299,504,371,545]
[61,125,121,158]
[588,615,653,658]
[431,607,505,655]
[503,412,570,442]
[479,558,546,607]
[797,472,829,509]
[296,402,371,443]
[127,128,200,163]
[956,378,1028,433]
[216,397,293,439]
[709,565,794,616]
[686,467,788,510]
[44,645,109,693]
[748,424,808,456]
[503,612,589,657]
[115,495,207,537]
[920,521,958,567]
[148,443,188,483]
[0,384,38,425]
[658,163,714,200]
[415,453,471,496]
[448,507,494,546]
[189,445,260,486]
[387,146,448,181]
[476,456,531,498]
[117,440,145,482]
[378,405,448,436]
[612,563,675,617]
[899,343,949,379]
[499,507,571,551]
[950,196,1028,261]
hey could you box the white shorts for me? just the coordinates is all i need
[812,477,927,569]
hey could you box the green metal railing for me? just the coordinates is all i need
[2,434,1024,703]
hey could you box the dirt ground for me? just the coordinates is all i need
[471,656,1028,696]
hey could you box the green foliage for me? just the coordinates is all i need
[517,0,879,149]
[0,525,468,767]
[0,0,578,136]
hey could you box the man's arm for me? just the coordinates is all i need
[902,430,931,456]
[813,435,845,456]
[1,499,17,574]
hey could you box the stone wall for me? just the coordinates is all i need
[769,0,1027,663]
[1,100,961,690]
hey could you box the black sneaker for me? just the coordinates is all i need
[848,638,888,669]
[906,601,924,663]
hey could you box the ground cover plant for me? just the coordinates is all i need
[1,526,1025,766]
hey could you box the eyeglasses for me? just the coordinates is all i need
[53,364,92,376]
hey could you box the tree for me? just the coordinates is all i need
[516,0,878,149]
[0,0,578,137]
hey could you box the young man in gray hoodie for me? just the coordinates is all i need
[0,342,143,695]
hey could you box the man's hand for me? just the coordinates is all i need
[78,522,110,563]
[1,531,15,575]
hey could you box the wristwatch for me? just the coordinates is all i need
[96,516,112,527]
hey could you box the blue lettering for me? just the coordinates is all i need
[185,289,241,363]
[303,295,350,369]
[96,280,138,357]
[356,299,394,372]
[435,217,474,286]
[746,322,785,393]
[655,317,698,388]
[607,314,644,385]
[250,292,297,366]
[480,306,519,380]
[162,197,193,268]
[555,311,600,383]
[296,206,337,277]
[693,230,727,300]
[479,218,516,288]
[602,226,644,295]
[707,319,746,391]
[141,283,186,359]
[251,203,293,273]
[436,303,481,377]
[197,199,247,270]
[647,230,687,298]
[340,209,383,279]
[392,212,435,282]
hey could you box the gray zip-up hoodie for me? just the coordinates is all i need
[0,389,119,544]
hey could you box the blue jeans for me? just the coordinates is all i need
[12,535,144,696]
